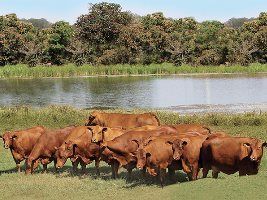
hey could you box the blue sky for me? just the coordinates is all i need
[0,0,267,24]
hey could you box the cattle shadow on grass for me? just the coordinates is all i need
[54,165,190,186]
[121,170,189,188]
[0,167,18,175]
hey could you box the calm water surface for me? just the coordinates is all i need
[0,74,266,113]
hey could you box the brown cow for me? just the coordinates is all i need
[55,126,101,175]
[85,111,160,129]
[135,137,186,187]
[135,132,208,181]
[172,124,211,135]
[90,125,125,143]
[201,136,267,178]
[55,126,91,172]
[26,126,76,174]
[0,126,45,172]
[103,128,178,179]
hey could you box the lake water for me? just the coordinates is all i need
[0,74,267,114]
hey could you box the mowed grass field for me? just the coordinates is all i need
[0,106,267,200]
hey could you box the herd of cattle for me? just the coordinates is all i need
[1,111,266,186]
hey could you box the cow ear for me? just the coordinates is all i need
[146,152,151,158]
[102,127,108,133]
[262,141,267,148]
[11,135,17,139]
[166,141,173,145]
[87,127,93,132]
[54,147,59,151]
[242,143,252,157]
[182,140,188,146]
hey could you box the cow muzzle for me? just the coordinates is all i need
[250,156,260,162]
[136,164,144,170]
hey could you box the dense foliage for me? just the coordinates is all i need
[1,2,267,67]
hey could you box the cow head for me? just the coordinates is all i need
[134,139,153,170]
[89,126,108,143]
[85,111,100,126]
[55,144,70,169]
[136,148,151,170]
[243,139,267,162]
[167,139,188,160]
[55,141,78,168]
[1,131,17,149]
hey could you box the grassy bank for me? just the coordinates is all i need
[0,106,267,200]
[0,63,267,78]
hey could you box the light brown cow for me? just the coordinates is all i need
[201,136,267,178]
[85,111,160,129]
[172,124,211,135]
[26,126,76,174]
[0,126,45,172]
[90,125,125,143]
[55,126,101,175]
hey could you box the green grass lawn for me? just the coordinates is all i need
[0,106,267,200]
[0,63,267,78]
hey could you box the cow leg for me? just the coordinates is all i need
[126,168,132,182]
[80,162,87,175]
[72,160,79,173]
[191,163,199,181]
[53,160,58,173]
[32,159,40,172]
[159,169,166,188]
[25,158,32,174]
[211,166,220,179]
[42,164,48,173]
[95,159,100,176]
[142,167,147,178]
[111,160,119,179]
[202,167,209,178]
[16,161,21,173]
[167,167,175,182]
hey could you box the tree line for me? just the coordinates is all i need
[1,2,267,67]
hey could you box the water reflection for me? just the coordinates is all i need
[0,74,266,113]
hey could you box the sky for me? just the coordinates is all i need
[0,0,267,24]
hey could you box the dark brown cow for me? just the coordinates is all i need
[55,126,101,175]
[85,111,160,129]
[26,126,76,174]
[0,126,45,172]
[201,136,267,178]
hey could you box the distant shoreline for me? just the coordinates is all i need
[0,63,267,79]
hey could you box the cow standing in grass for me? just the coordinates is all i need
[26,126,76,174]
[0,126,45,172]
[201,136,267,178]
